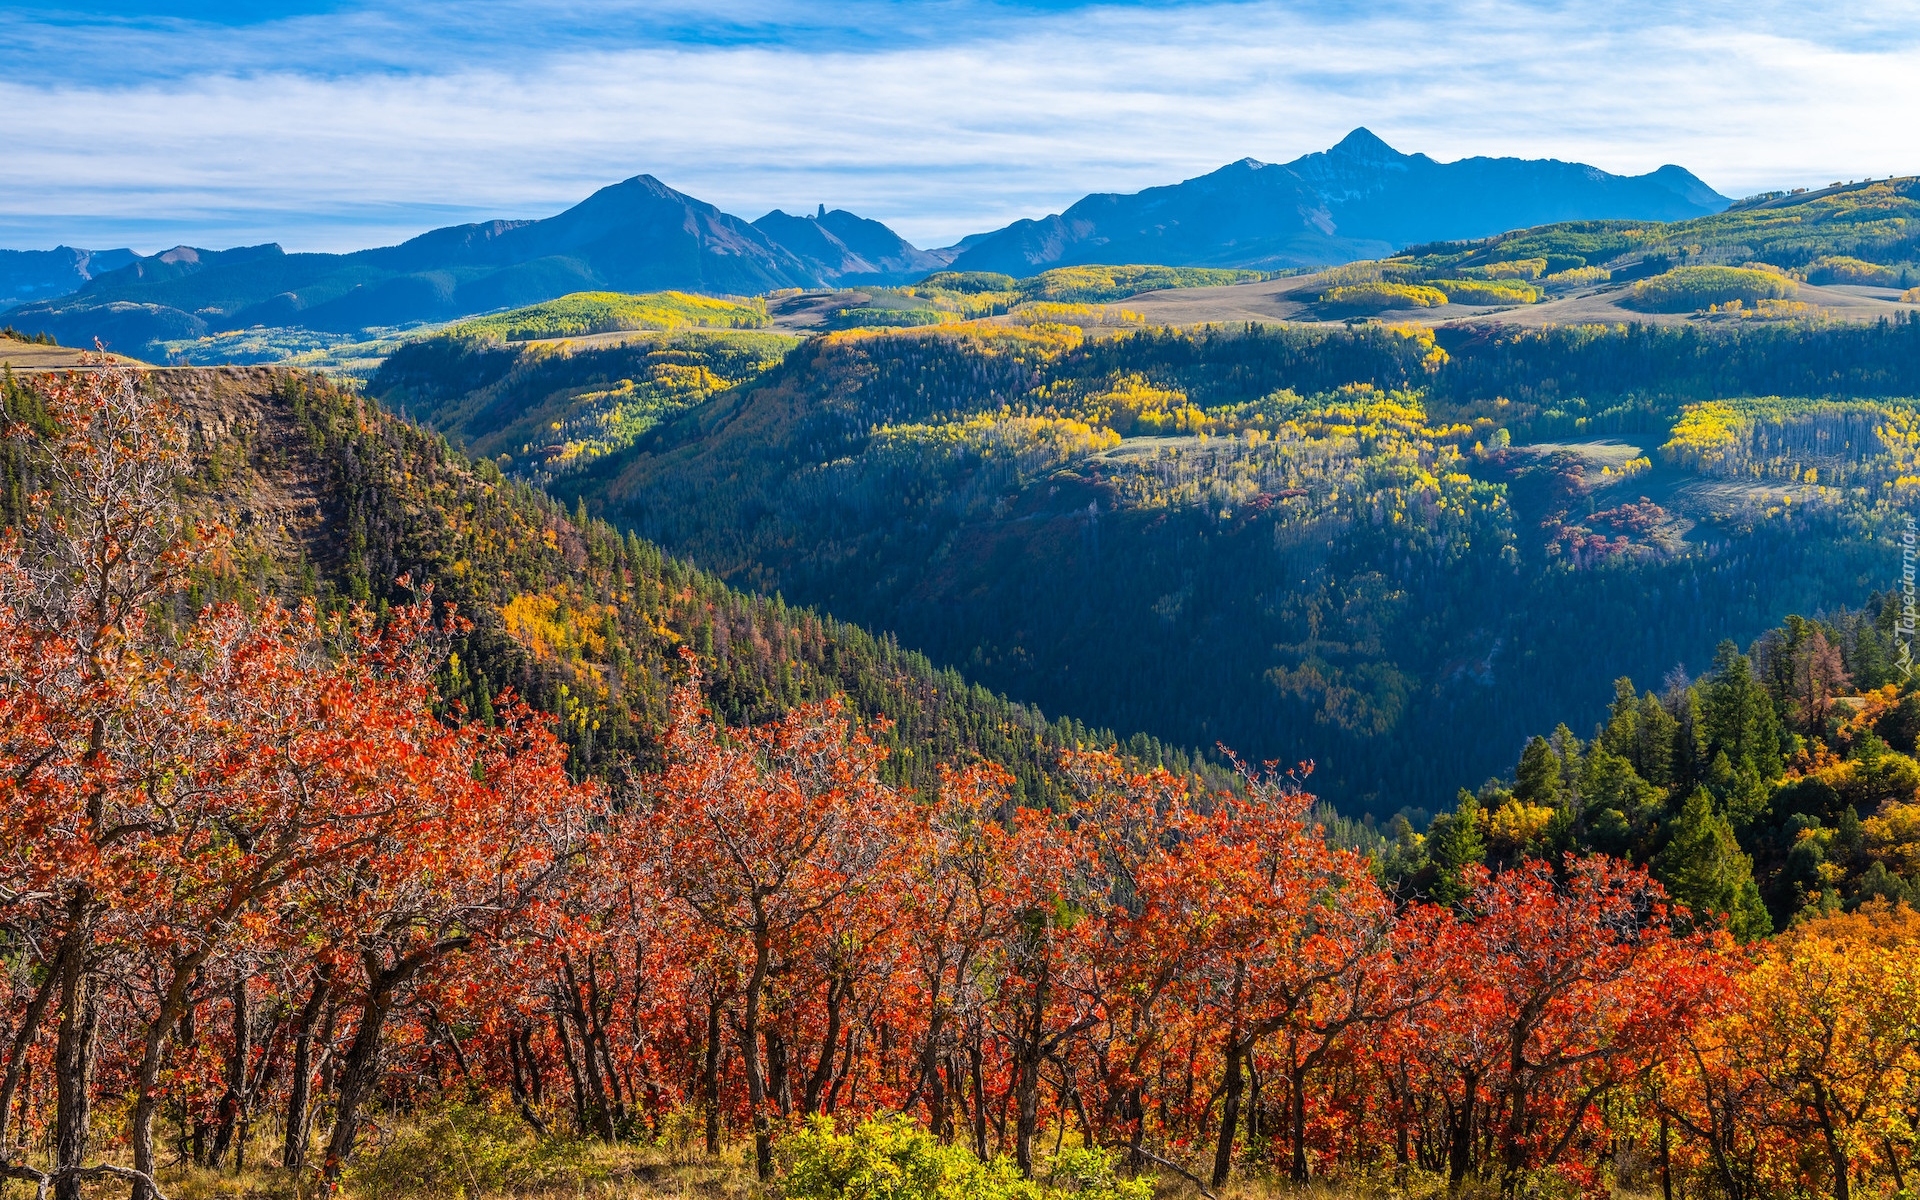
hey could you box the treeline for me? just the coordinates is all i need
[1401,176,1920,279]
[1397,600,1920,932]
[4,364,1916,1200]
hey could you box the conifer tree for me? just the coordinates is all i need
[1654,787,1772,942]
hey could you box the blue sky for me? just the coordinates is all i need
[5,0,1919,253]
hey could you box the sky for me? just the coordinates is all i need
[4,0,1919,254]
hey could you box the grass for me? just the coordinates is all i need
[9,1110,1486,1200]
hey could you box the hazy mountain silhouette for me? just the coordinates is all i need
[3,132,1730,358]
[945,128,1729,274]
[0,246,140,309]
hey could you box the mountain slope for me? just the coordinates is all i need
[948,128,1730,274]
[378,316,1920,815]
[752,206,951,281]
[0,245,140,310]
[0,363,1220,807]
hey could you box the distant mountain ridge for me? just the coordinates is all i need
[0,245,140,309]
[3,130,1730,360]
[945,128,1730,275]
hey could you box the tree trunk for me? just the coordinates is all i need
[968,1033,988,1161]
[702,993,723,1156]
[0,953,60,1151]
[740,931,774,1181]
[207,978,251,1168]
[322,985,394,1181]
[1660,1115,1673,1200]
[51,900,97,1200]
[1212,962,1247,1188]
[283,966,332,1172]
[802,975,847,1116]
[1013,945,1050,1179]
[1447,1074,1477,1193]
[1290,1063,1310,1182]
[129,955,211,1200]
[1812,1085,1850,1200]
[1213,1037,1245,1187]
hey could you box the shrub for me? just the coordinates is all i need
[450,291,769,341]
[1428,279,1541,305]
[1460,258,1547,280]
[826,306,957,330]
[1804,256,1898,286]
[1043,1144,1154,1200]
[775,1116,1151,1200]
[1020,265,1259,304]
[1544,266,1610,287]
[1318,282,1448,313]
[917,271,1020,295]
[346,1104,602,1199]
[1902,286,1920,303]
[1624,266,1797,313]
[777,1114,1040,1200]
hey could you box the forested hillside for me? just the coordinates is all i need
[0,364,1217,811]
[1402,175,1920,282]
[5,362,1918,1200]
[377,315,1920,813]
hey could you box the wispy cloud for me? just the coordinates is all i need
[5,0,1918,252]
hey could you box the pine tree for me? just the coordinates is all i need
[1654,787,1772,942]
[1514,737,1562,805]
[1429,791,1487,906]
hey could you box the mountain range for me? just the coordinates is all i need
[0,129,1728,359]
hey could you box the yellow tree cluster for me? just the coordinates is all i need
[1657,903,1920,1200]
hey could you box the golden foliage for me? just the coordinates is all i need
[1318,283,1448,313]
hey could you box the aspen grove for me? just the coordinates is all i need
[0,364,1916,1200]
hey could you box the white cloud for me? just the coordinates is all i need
[3,0,1918,252]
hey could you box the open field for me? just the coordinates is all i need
[1111,272,1919,329]
[0,338,148,370]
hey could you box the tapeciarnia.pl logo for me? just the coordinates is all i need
[1900,515,1917,681]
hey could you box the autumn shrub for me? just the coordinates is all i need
[1317,282,1448,313]
[1041,1144,1153,1200]
[1543,265,1609,287]
[775,1115,1042,1200]
[776,1118,1150,1200]
[1804,255,1899,286]
[826,306,956,330]
[1903,286,1920,303]
[1624,266,1797,312]
[1459,258,1547,280]
[346,1105,605,1199]
[450,291,770,341]
[1427,279,1541,305]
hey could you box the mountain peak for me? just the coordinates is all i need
[1330,127,1401,158]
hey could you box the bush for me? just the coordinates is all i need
[1460,258,1547,280]
[1318,282,1448,313]
[346,1104,602,1199]
[1902,286,1920,303]
[1043,1144,1154,1200]
[1624,266,1797,313]
[775,1116,1151,1200]
[1428,279,1541,305]
[450,291,770,341]
[917,271,1020,295]
[1805,256,1899,286]
[1544,266,1610,287]
[777,1115,1040,1200]
[826,307,957,331]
